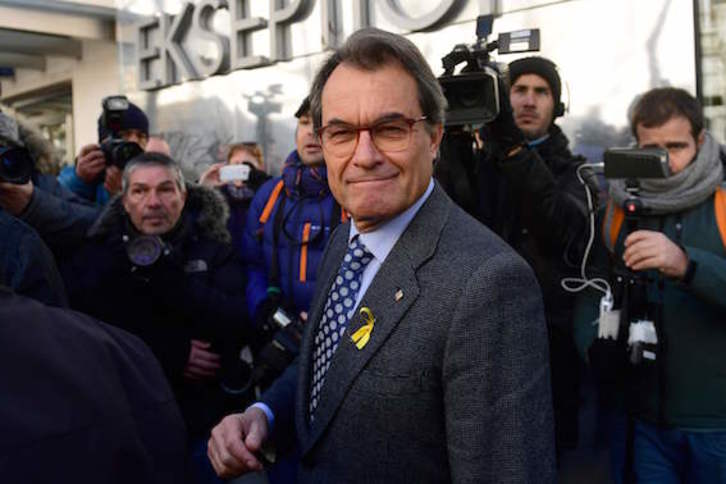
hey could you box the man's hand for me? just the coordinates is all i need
[0,180,34,215]
[199,162,225,187]
[183,339,222,380]
[76,144,106,183]
[623,230,689,279]
[207,407,269,478]
[104,166,122,196]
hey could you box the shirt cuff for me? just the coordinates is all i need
[249,402,275,431]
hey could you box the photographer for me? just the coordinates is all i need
[0,112,100,258]
[58,97,149,204]
[574,87,726,483]
[60,152,253,483]
[439,56,598,454]
[199,141,271,256]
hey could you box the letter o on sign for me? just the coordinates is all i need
[378,0,463,31]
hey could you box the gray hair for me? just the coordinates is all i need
[309,28,447,132]
[121,152,186,195]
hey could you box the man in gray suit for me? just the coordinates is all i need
[208,28,555,483]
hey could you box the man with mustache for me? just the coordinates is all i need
[61,151,253,482]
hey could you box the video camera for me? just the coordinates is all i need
[99,95,144,169]
[601,147,670,365]
[439,15,540,127]
[0,145,33,184]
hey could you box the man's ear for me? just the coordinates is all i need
[696,128,705,149]
[428,123,444,158]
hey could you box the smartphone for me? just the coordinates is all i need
[603,148,670,179]
[219,164,250,182]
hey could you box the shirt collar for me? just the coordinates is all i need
[527,133,550,148]
[349,179,434,265]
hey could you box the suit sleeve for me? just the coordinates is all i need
[443,251,556,483]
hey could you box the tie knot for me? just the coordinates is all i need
[342,236,372,274]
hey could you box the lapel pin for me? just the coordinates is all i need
[394,289,403,302]
[351,307,375,350]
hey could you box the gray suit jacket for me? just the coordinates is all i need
[262,183,555,483]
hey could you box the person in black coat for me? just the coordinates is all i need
[437,56,599,455]
[0,285,187,483]
[0,208,67,307]
[61,152,253,483]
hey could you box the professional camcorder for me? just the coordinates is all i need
[434,16,540,214]
[439,15,540,127]
[99,95,144,169]
[601,147,670,365]
[0,145,33,184]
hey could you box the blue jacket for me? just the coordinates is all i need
[243,151,341,320]
[19,172,101,259]
[58,165,111,205]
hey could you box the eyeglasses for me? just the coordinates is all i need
[316,115,427,158]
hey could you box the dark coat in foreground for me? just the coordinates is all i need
[0,287,186,483]
[61,185,250,437]
[0,208,67,307]
[262,183,556,483]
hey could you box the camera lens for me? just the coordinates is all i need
[0,147,33,184]
[112,141,143,169]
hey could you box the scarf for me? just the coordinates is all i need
[281,150,330,200]
[609,133,725,215]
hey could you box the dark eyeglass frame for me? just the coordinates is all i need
[315,115,428,156]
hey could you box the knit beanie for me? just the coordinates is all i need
[508,56,564,118]
[97,101,149,142]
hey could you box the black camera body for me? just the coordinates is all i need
[602,148,671,365]
[0,145,33,185]
[99,96,143,169]
[439,15,540,127]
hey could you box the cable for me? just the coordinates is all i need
[560,162,612,299]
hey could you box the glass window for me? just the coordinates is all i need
[698,0,726,143]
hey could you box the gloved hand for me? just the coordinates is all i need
[480,77,526,159]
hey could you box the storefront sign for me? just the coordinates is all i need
[136,0,465,90]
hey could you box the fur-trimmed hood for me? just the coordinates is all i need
[0,111,59,175]
[88,183,231,244]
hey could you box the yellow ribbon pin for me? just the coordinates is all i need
[351,307,375,350]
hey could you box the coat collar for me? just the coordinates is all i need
[296,181,453,454]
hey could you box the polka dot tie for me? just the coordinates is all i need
[309,236,373,418]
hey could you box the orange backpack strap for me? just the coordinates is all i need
[602,200,625,252]
[299,222,311,283]
[715,186,726,250]
[258,180,285,224]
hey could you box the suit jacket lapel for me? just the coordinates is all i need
[301,183,452,455]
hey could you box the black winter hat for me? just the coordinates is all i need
[508,56,564,118]
[97,101,149,142]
